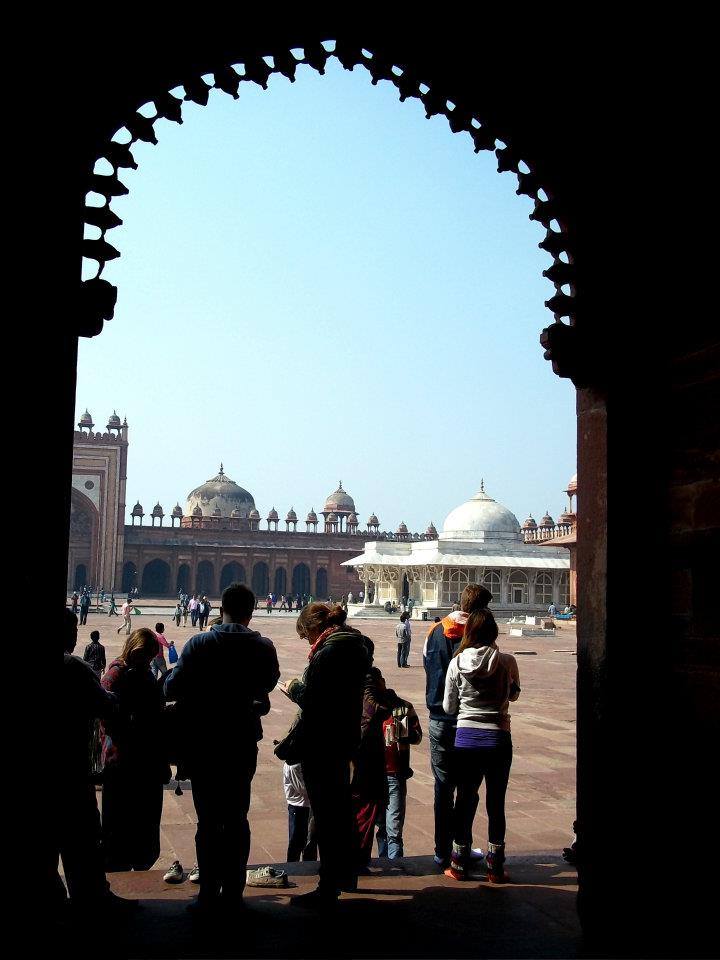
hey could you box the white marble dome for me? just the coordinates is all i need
[440,482,521,542]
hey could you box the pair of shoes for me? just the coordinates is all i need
[246,865,288,888]
[163,860,184,884]
[189,864,200,883]
[290,888,339,910]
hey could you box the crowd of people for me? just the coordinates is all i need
[55,581,520,922]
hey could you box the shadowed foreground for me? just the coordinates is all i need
[49,855,581,959]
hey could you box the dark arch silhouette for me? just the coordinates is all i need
[220,561,246,592]
[196,560,215,596]
[274,567,287,597]
[176,563,191,594]
[292,563,311,598]
[252,562,269,598]
[141,558,170,596]
[316,567,328,599]
[74,563,88,591]
[121,561,137,594]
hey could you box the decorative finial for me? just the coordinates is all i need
[339,480,343,489]
[481,478,485,492]
[219,462,224,475]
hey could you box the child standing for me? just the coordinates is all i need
[83,629,106,677]
[375,677,423,859]
[283,762,317,862]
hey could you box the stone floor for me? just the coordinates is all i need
[65,610,581,958]
[76,610,577,868]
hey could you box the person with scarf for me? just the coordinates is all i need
[423,584,492,868]
[279,603,370,909]
[442,607,520,882]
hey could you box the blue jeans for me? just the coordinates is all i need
[376,774,407,858]
[397,640,411,667]
[429,719,479,862]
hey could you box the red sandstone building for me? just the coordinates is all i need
[69,410,394,599]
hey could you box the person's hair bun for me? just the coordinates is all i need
[326,603,348,627]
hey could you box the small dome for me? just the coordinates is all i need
[426,522,438,537]
[326,512,338,522]
[324,481,356,514]
[347,512,358,523]
[212,507,222,517]
[249,508,260,520]
[78,409,94,429]
[558,509,575,524]
[107,410,121,428]
[286,508,297,521]
[397,521,408,534]
[230,507,242,518]
[151,502,164,517]
[192,505,203,518]
[441,481,521,542]
[539,511,555,527]
[368,513,379,525]
[268,507,279,521]
[522,515,538,529]
[566,472,578,494]
[307,508,318,522]
[131,500,144,516]
[171,503,183,518]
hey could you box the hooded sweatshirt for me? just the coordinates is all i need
[442,644,520,733]
[164,622,280,748]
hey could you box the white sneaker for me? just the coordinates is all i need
[188,864,200,883]
[163,860,184,884]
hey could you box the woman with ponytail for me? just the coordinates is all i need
[279,603,372,908]
[442,608,520,882]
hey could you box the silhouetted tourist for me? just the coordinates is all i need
[423,584,492,867]
[174,602,182,627]
[71,592,79,615]
[396,611,412,668]
[283,762,317,862]
[442,606,520,883]
[164,583,279,915]
[83,630,106,677]
[107,595,118,616]
[280,603,370,908]
[100,628,168,871]
[375,674,423,859]
[352,666,391,870]
[54,609,137,915]
[182,596,189,626]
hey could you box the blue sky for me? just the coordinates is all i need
[77,57,576,531]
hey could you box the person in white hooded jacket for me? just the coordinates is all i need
[442,608,520,882]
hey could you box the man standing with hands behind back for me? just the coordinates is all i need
[164,583,279,918]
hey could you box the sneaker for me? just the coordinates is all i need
[433,854,450,868]
[470,847,485,861]
[246,865,288,888]
[188,864,200,883]
[163,860,184,884]
[290,888,338,909]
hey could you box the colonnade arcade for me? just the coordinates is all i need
[121,555,330,599]
[354,564,569,610]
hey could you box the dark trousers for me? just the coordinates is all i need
[287,805,318,862]
[453,742,513,846]
[56,782,109,903]
[428,719,479,862]
[191,610,198,627]
[191,746,257,902]
[101,766,163,871]
[302,756,355,894]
